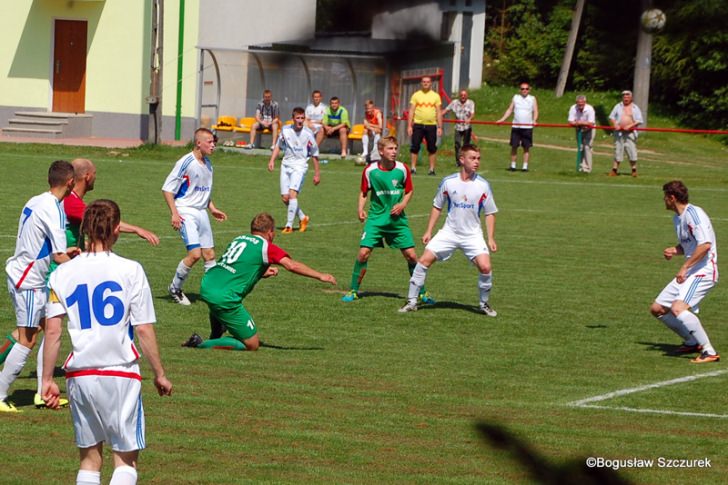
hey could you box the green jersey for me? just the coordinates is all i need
[200,234,289,306]
[360,160,413,221]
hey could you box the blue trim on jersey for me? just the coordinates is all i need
[684,276,703,304]
[177,155,195,177]
[25,289,34,326]
[686,205,701,226]
[174,178,190,199]
[36,237,52,260]
[21,207,32,227]
[55,199,66,228]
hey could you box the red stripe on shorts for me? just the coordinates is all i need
[65,369,142,381]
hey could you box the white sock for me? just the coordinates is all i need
[361,134,369,155]
[407,263,429,303]
[0,343,32,400]
[110,465,137,485]
[77,470,101,485]
[297,206,307,221]
[522,162,529,170]
[677,310,715,354]
[203,259,216,272]
[36,336,45,395]
[171,261,192,290]
[286,199,298,228]
[657,313,694,343]
[478,273,493,305]
[510,161,516,169]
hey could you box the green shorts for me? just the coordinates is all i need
[360,217,415,249]
[207,302,258,341]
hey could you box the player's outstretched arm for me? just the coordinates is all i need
[278,256,338,286]
[120,221,160,246]
[136,324,173,397]
[41,315,64,409]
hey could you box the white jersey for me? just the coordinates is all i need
[305,103,327,127]
[512,94,536,127]
[47,252,156,371]
[277,124,319,169]
[162,152,213,210]
[433,173,498,237]
[674,204,718,280]
[6,192,67,290]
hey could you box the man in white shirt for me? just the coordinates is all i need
[0,160,77,412]
[568,95,596,173]
[305,90,327,147]
[399,144,498,316]
[42,198,172,485]
[650,181,720,364]
[268,107,321,234]
[497,82,538,172]
[609,90,643,177]
[162,128,228,306]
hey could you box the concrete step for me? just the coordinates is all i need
[1,127,64,138]
[5,111,92,137]
[8,118,68,129]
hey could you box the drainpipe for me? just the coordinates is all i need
[174,0,185,140]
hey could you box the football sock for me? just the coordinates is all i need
[522,162,529,170]
[76,470,101,485]
[361,133,369,155]
[286,199,298,228]
[350,260,368,292]
[110,465,137,485]
[408,262,428,296]
[677,310,715,354]
[197,336,247,351]
[407,263,429,302]
[0,343,32,400]
[657,313,694,343]
[297,206,307,222]
[0,334,17,365]
[478,272,493,305]
[171,261,192,290]
[203,259,216,272]
[510,161,516,169]
[36,336,44,395]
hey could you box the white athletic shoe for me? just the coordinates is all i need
[480,302,497,317]
[168,285,191,306]
[398,301,418,313]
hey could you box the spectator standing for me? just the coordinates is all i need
[609,90,643,177]
[568,95,596,173]
[497,82,538,172]
[442,89,475,165]
[407,76,442,176]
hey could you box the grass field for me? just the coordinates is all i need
[1,89,727,484]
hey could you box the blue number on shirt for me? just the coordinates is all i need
[66,281,124,329]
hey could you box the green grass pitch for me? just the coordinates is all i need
[1,91,727,483]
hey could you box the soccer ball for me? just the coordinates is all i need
[640,9,666,34]
[354,155,367,166]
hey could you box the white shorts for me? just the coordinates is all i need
[426,229,488,262]
[6,278,47,328]
[655,273,716,312]
[66,363,145,452]
[280,165,308,195]
[178,207,213,250]
[614,131,638,162]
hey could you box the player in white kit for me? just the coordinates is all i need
[162,128,228,305]
[42,199,172,485]
[0,160,76,413]
[650,181,720,363]
[268,107,321,234]
[400,145,499,316]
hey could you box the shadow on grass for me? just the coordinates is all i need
[636,341,698,359]
[476,421,632,485]
[156,292,201,304]
[358,291,402,300]
[7,389,36,407]
[23,366,66,379]
[417,300,483,315]
[260,341,324,351]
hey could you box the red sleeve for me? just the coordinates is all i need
[63,193,86,225]
[404,167,413,194]
[360,168,370,195]
[267,242,289,264]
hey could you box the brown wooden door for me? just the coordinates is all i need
[52,20,87,113]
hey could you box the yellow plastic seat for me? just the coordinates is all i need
[233,117,256,133]
[348,124,365,140]
[212,116,237,132]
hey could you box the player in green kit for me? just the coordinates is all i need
[181,213,337,351]
[341,136,434,303]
